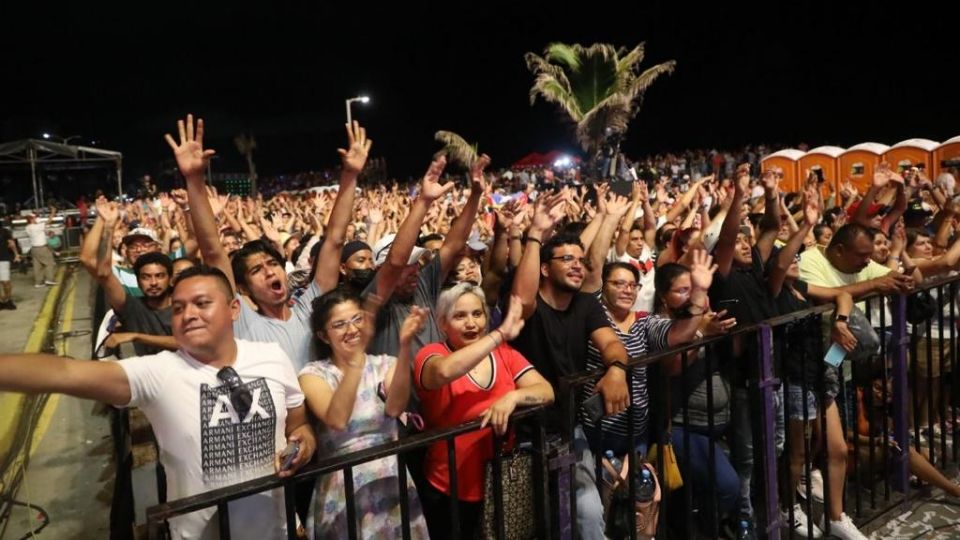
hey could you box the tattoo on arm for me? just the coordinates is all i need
[98,225,112,263]
[519,395,548,405]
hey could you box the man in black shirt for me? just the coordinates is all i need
[708,165,780,531]
[510,192,631,540]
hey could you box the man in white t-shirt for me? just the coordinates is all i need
[0,266,316,540]
[25,212,57,287]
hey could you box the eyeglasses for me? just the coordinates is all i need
[217,366,253,420]
[329,313,365,332]
[606,279,639,291]
[550,255,588,266]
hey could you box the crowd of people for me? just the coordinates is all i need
[1,114,960,540]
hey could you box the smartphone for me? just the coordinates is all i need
[280,441,300,471]
[716,299,740,309]
[824,343,846,368]
[583,393,604,424]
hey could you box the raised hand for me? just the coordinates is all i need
[761,168,780,191]
[803,188,821,226]
[338,121,372,176]
[595,182,610,214]
[470,154,492,193]
[873,162,894,189]
[96,197,119,224]
[736,163,752,193]
[163,114,216,180]
[531,191,567,232]
[605,193,631,218]
[419,156,453,202]
[689,249,718,291]
[400,306,429,345]
[700,309,737,337]
[496,295,527,342]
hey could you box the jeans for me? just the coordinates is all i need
[671,424,740,530]
[558,425,605,540]
[731,387,754,518]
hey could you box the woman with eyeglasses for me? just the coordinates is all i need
[298,289,430,539]
[414,284,554,539]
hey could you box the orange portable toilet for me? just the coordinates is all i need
[761,149,803,192]
[840,143,890,194]
[799,146,844,199]
[934,135,960,179]
[884,138,938,176]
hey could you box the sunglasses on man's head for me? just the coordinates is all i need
[217,366,253,420]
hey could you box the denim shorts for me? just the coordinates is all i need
[785,367,840,421]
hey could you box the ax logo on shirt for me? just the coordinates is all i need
[199,377,277,484]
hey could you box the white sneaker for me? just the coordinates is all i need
[821,513,868,540]
[783,503,823,538]
[797,468,824,503]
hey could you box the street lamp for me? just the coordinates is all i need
[42,132,81,144]
[345,95,370,124]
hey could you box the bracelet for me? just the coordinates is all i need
[182,206,191,213]
[491,329,505,346]
[510,235,521,241]
[526,237,542,246]
[608,361,629,374]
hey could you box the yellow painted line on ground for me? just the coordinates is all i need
[0,266,71,491]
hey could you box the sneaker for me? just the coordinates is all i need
[797,468,825,503]
[44,280,58,286]
[783,503,823,538]
[820,513,868,540]
[34,284,44,288]
[0,301,14,310]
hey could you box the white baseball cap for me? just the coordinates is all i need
[372,234,428,267]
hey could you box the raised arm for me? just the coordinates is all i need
[511,192,567,319]
[0,353,132,407]
[314,122,371,293]
[438,155,490,278]
[80,198,107,273]
[381,157,452,287]
[769,190,818,297]
[164,115,230,286]
[384,306,428,416]
[715,166,749,277]
[583,193,630,293]
[614,182,643,257]
[93,199,128,312]
[756,168,782,264]
[420,295,525,390]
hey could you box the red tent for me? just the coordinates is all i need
[512,151,581,168]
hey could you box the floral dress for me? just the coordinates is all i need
[299,354,430,539]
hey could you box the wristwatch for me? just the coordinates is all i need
[835,314,849,323]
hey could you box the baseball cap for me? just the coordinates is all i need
[122,227,158,246]
[372,234,428,267]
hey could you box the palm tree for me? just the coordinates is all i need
[525,42,676,156]
[434,130,479,169]
[233,133,258,194]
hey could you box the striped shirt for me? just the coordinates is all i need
[581,295,672,441]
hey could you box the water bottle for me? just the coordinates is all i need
[636,468,655,503]
[736,520,751,540]
[602,450,622,486]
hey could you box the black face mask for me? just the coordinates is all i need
[345,268,376,290]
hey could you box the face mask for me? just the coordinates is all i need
[346,268,376,289]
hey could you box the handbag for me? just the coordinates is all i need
[844,306,881,364]
[480,448,536,540]
[645,441,683,491]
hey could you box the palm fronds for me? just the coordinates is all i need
[434,130,478,168]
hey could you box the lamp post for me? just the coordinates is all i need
[345,96,370,124]
[42,132,82,145]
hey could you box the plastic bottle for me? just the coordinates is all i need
[636,468,655,502]
[602,450,622,485]
[736,519,751,540]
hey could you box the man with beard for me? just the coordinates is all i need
[338,240,376,293]
[169,115,370,371]
[507,191,632,540]
[86,198,178,356]
[363,153,489,359]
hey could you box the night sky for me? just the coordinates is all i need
[1,2,957,200]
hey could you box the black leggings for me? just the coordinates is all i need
[419,481,483,539]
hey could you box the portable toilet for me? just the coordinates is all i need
[934,135,960,179]
[840,143,890,193]
[761,149,804,192]
[884,138,939,176]
[799,146,844,199]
